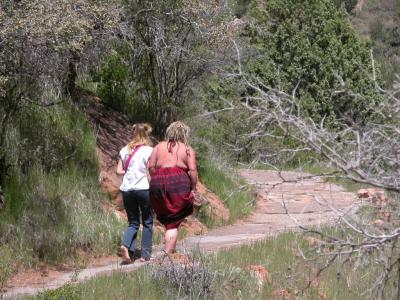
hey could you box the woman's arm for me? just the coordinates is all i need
[116,159,126,176]
[187,147,198,192]
[147,145,158,175]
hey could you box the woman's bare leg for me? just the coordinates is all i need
[165,228,178,254]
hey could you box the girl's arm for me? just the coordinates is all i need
[147,145,158,175]
[116,159,126,176]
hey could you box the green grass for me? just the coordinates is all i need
[28,228,398,300]
[197,158,255,226]
[293,163,372,193]
[0,101,125,288]
[30,268,165,300]
[254,161,371,193]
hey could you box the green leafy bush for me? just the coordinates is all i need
[243,0,382,128]
[333,0,357,13]
[92,50,157,125]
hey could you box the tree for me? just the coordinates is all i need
[0,0,120,191]
[234,48,400,297]
[242,0,382,128]
[95,0,229,138]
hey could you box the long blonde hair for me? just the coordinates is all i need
[165,121,190,146]
[128,123,152,150]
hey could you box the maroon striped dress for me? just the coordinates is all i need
[149,167,194,229]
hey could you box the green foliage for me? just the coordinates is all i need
[31,228,399,299]
[35,285,83,300]
[369,18,400,86]
[333,0,357,13]
[0,245,17,290]
[91,49,157,125]
[195,144,255,225]
[31,268,165,300]
[87,0,229,137]
[244,0,382,128]
[0,101,123,285]
[192,76,318,167]
[231,0,252,17]
[193,0,384,167]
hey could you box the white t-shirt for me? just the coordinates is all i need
[119,145,153,191]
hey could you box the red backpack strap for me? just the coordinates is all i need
[124,145,143,171]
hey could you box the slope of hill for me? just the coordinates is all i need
[76,88,230,234]
[351,0,400,85]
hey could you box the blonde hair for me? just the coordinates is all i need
[128,123,152,149]
[165,121,190,145]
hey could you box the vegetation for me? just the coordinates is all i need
[88,0,228,138]
[196,156,255,226]
[0,101,124,288]
[0,0,123,287]
[348,0,400,87]
[333,0,358,12]
[30,229,399,299]
[2,0,400,298]
[194,0,384,166]
[244,0,382,127]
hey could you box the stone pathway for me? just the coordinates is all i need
[2,170,358,299]
[182,170,357,251]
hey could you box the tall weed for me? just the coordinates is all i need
[0,99,123,286]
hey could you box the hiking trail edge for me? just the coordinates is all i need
[2,169,358,299]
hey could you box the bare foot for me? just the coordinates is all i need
[120,246,132,264]
[139,257,151,263]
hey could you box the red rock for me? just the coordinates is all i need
[371,219,385,226]
[271,289,290,298]
[248,264,271,285]
[196,182,230,222]
[304,236,321,247]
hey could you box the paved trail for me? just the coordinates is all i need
[2,170,357,299]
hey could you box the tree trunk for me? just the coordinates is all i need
[66,51,80,98]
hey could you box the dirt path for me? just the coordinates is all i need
[2,170,357,299]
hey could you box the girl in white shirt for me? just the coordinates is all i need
[116,123,153,263]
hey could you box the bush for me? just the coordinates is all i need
[369,20,400,87]
[0,100,123,283]
[151,255,215,299]
[243,0,382,128]
[90,49,160,127]
[333,0,357,13]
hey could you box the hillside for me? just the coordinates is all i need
[351,0,400,85]
[76,88,230,233]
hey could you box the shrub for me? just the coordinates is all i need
[151,255,215,299]
[0,100,123,283]
[243,0,382,128]
[333,0,357,13]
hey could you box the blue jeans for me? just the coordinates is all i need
[121,189,153,258]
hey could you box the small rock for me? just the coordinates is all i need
[304,236,321,247]
[271,289,290,299]
[357,188,388,207]
[357,189,370,198]
[319,292,327,300]
[371,219,385,226]
[248,265,271,289]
